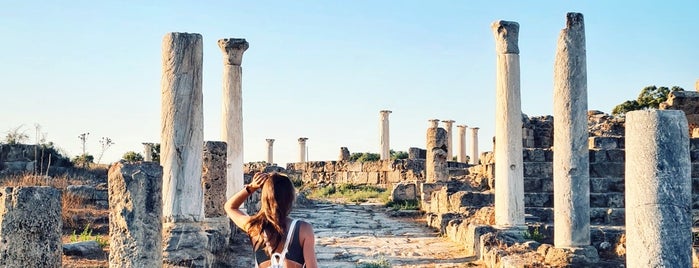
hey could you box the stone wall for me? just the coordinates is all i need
[0,144,71,174]
[284,159,426,187]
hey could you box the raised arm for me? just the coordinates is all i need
[224,172,268,230]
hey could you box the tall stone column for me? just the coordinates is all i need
[218,38,249,200]
[553,12,591,248]
[426,125,448,182]
[456,125,468,163]
[160,32,210,266]
[161,32,204,222]
[298,137,308,162]
[441,120,456,161]
[109,162,163,268]
[492,20,525,228]
[470,127,480,165]
[266,139,275,164]
[379,110,392,160]
[142,143,153,161]
[626,110,691,267]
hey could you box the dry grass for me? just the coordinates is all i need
[0,173,81,189]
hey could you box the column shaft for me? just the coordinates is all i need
[626,110,691,267]
[553,12,591,247]
[266,139,275,164]
[298,138,308,162]
[380,110,392,160]
[426,126,448,182]
[161,32,204,221]
[219,38,249,200]
[442,120,455,161]
[492,20,524,227]
[470,128,479,165]
[457,125,467,163]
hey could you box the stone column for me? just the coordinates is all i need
[492,20,525,228]
[441,120,456,161]
[160,32,210,266]
[161,32,204,222]
[339,147,350,161]
[266,139,275,164]
[470,127,480,165]
[298,137,308,162]
[553,12,591,248]
[218,38,249,200]
[379,110,392,160]
[429,119,439,128]
[202,141,227,218]
[0,187,61,267]
[626,110,691,267]
[456,125,468,163]
[142,143,153,161]
[426,126,448,182]
[109,161,163,268]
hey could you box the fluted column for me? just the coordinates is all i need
[470,127,480,165]
[298,137,308,162]
[553,12,591,248]
[441,120,456,161]
[380,110,392,160]
[456,125,467,163]
[161,32,204,222]
[492,20,525,228]
[218,38,249,200]
[626,110,691,267]
[266,139,275,164]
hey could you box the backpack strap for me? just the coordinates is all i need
[269,219,299,267]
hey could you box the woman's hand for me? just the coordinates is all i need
[248,172,269,192]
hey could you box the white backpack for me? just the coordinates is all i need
[256,219,300,268]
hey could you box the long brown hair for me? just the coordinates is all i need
[245,173,296,254]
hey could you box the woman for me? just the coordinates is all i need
[225,172,318,268]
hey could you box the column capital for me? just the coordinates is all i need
[456,125,468,129]
[491,20,519,54]
[298,137,309,143]
[441,120,456,125]
[380,110,392,114]
[265,139,275,144]
[470,127,480,131]
[218,38,249,66]
[428,119,440,128]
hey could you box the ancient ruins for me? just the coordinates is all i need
[1,11,698,268]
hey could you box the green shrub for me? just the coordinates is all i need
[72,153,94,168]
[358,256,391,268]
[71,224,108,248]
[523,225,545,243]
[122,151,144,162]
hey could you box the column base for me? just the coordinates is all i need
[543,245,599,266]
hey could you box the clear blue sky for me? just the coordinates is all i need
[1,1,697,166]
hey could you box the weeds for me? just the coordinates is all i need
[522,225,545,243]
[308,184,389,203]
[386,200,420,210]
[71,224,108,248]
[357,256,391,268]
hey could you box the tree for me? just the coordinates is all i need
[72,153,94,168]
[96,137,115,164]
[612,85,684,115]
[122,151,144,162]
[390,150,409,160]
[349,152,380,162]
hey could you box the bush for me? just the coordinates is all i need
[350,152,380,162]
[121,151,144,162]
[72,154,94,168]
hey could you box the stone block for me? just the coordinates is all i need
[408,147,426,159]
[525,207,553,223]
[589,163,624,178]
[346,161,363,172]
[523,162,553,177]
[523,148,546,162]
[420,182,444,203]
[590,193,624,208]
[523,177,543,192]
[541,178,554,192]
[588,136,622,149]
[162,222,212,266]
[386,171,404,183]
[109,162,163,267]
[367,172,380,184]
[524,193,553,207]
[323,161,336,172]
[308,161,325,172]
[588,149,607,163]
[449,191,494,210]
[606,149,625,162]
[391,183,417,202]
[0,186,62,267]
[691,138,699,151]
[202,141,227,218]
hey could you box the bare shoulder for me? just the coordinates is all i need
[297,221,315,238]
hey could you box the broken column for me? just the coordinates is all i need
[0,187,61,267]
[426,125,448,182]
[626,110,691,267]
[160,32,209,265]
[553,12,591,248]
[491,20,525,228]
[441,120,456,161]
[380,110,392,160]
[470,127,480,165]
[457,125,468,163]
[266,139,275,164]
[339,147,350,161]
[298,137,308,162]
[109,161,163,268]
[142,143,153,161]
[201,141,231,264]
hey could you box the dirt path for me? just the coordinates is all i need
[291,202,482,267]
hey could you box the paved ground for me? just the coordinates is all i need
[291,201,482,267]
